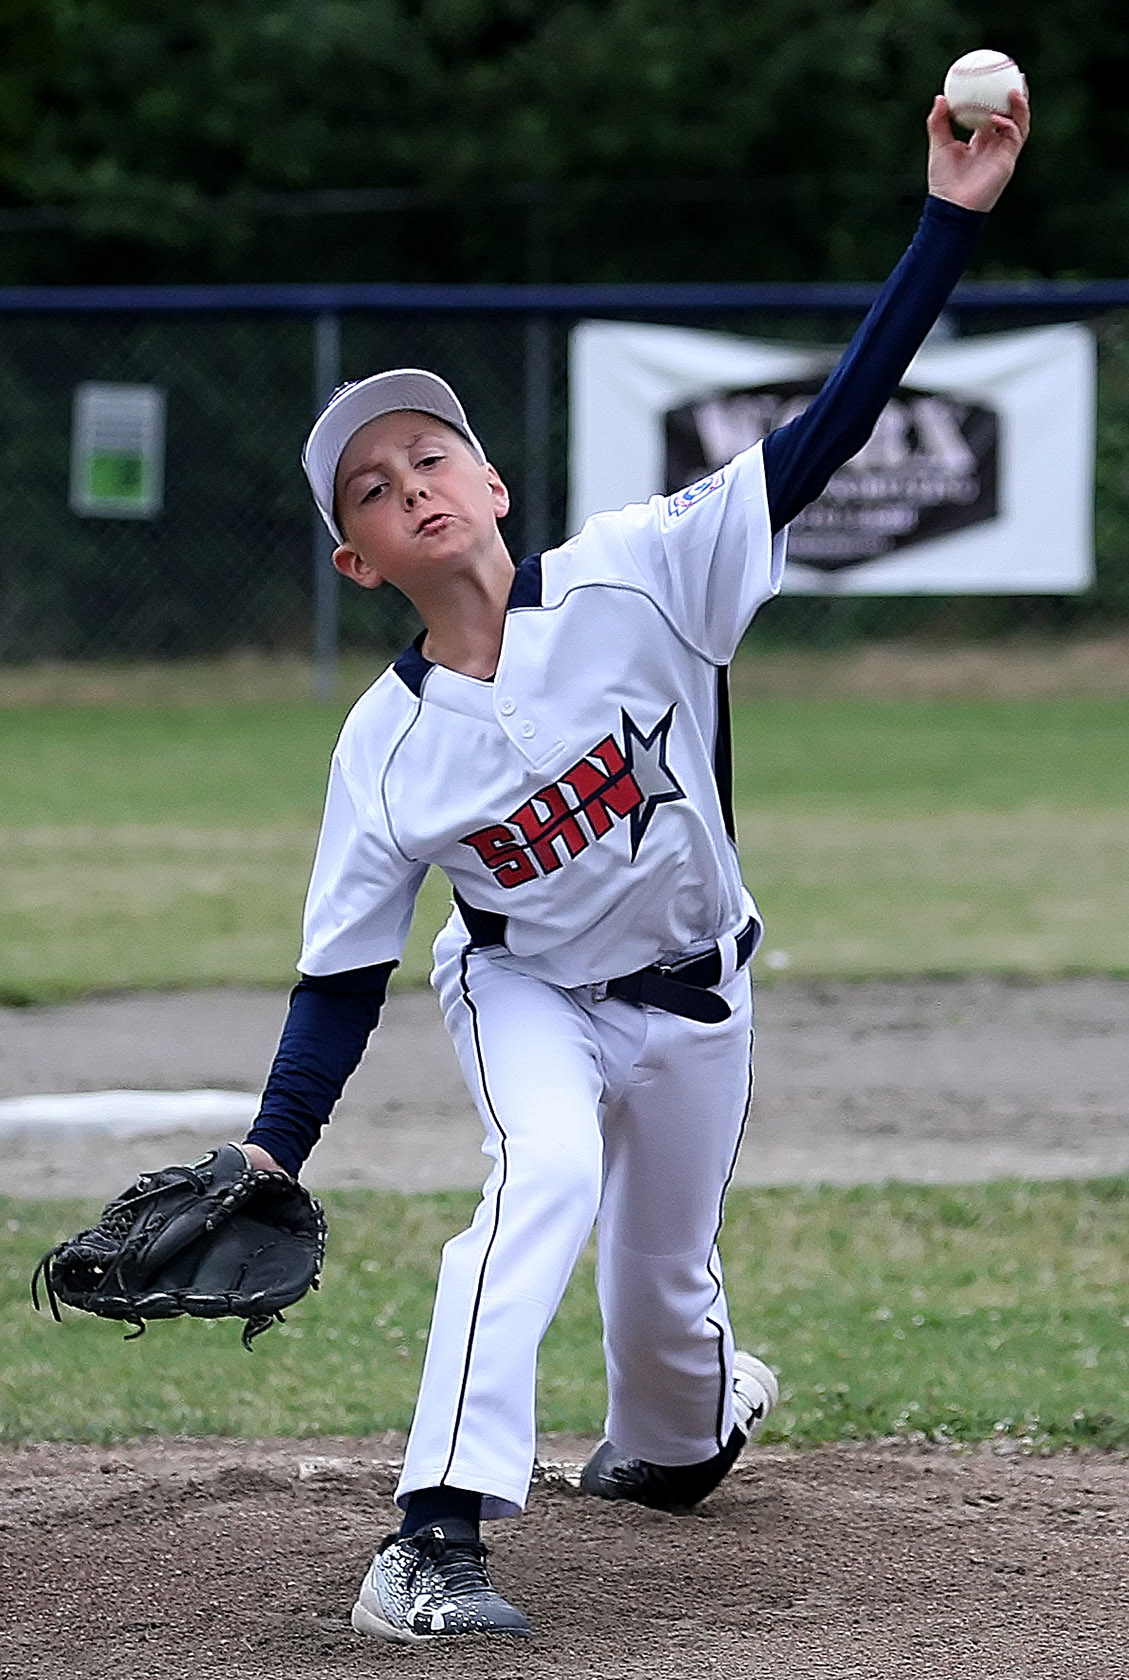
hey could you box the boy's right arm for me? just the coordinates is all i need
[243,687,430,1178]
[761,195,982,532]
[762,90,1029,533]
[242,962,395,1177]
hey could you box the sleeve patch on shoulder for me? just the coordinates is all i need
[665,469,726,519]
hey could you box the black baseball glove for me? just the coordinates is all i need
[31,1143,327,1349]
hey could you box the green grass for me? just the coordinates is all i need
[1,683,1125,1000]
[4,1180,1127,1448]
[731,694,1128,977]
[732,694,1128,810]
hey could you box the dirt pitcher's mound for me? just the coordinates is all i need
[2,1435,1127,1679]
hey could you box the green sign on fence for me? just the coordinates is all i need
[69,382,166,518]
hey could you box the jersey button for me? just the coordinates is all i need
[520,721,536,738]
[499,697,516,716]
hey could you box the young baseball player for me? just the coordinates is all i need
[241,91,1028,1643]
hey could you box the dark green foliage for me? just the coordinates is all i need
[0,1,1127,284]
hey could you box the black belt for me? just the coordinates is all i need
[603,919,756,1024]
[454,888,755,1025]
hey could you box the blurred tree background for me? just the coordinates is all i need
[0,0,1125,287]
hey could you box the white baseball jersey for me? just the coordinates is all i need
[299,441,785,988]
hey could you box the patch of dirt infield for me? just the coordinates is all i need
[3,977,1128,1676]
[3,1435,1128,1678]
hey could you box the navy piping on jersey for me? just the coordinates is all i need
[706,999,756,1450]
[712,666,737,845]
[507,551,544,609]
[454,887,509,950]
[438,945,515,1488]
[391,634,431,698]
[392,553,545,697]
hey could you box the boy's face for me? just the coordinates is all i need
[331,410,509,597]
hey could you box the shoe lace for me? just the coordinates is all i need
[410,1531,492,1598]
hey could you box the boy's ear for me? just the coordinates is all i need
[486,464,510,519]
[333,545,383,589]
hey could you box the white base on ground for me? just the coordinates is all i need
[0,1088,259,1138]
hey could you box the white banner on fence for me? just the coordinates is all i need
[568,320,1095,593]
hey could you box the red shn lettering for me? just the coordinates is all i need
[559,736,643,838]
[509,784,589,874]
[459,823,538,888]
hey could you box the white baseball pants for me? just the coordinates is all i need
[395,920,755,1520]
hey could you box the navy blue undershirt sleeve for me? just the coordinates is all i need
[243,962,394,1177]
[762,196,986,533]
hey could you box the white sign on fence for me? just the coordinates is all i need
[568,320,1095,594]
[69,381,166,518]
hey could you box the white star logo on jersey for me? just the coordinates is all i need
[621,705,686,859]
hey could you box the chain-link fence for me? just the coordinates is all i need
[2,282,1127,667]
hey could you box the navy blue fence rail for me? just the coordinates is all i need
[2,277,1126,678]
[6,276,1128,311]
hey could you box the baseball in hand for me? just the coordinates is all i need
[943,49,1027,131]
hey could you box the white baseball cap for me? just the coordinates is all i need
[302,367,487,543]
